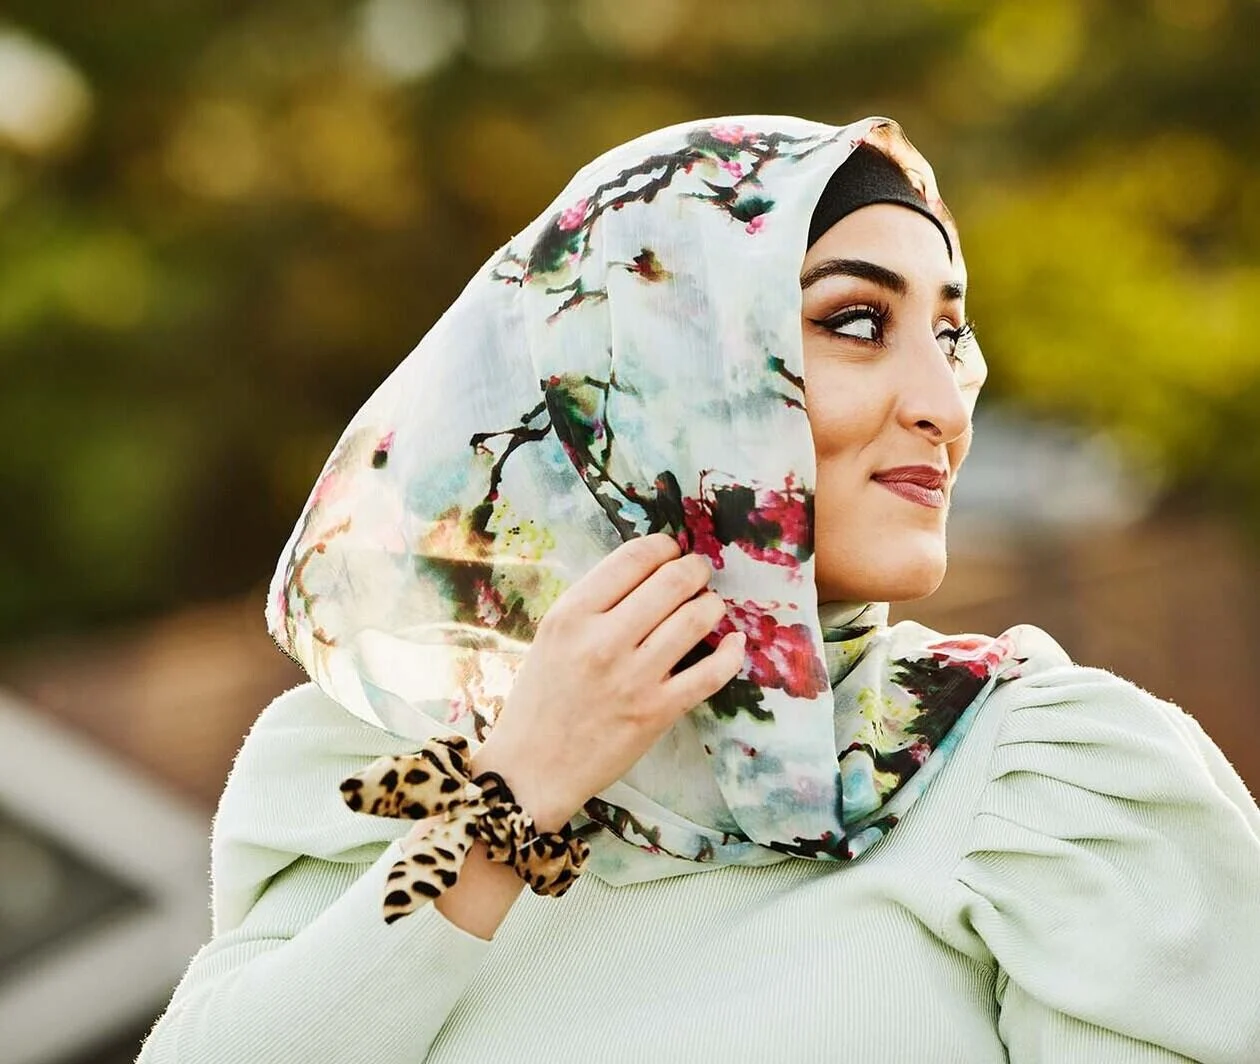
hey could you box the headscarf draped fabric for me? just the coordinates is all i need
[267,115,1069,886]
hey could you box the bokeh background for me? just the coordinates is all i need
[3,1,1259,1061]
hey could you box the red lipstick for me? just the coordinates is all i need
[871,465,948,509]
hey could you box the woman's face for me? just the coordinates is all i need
[800,202,982,606]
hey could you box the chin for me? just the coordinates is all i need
[816,535,948,604]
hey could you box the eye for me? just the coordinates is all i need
[936,320,976,367]
[812,304,888,345]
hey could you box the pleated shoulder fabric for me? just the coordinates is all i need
[139,668,1260,1063]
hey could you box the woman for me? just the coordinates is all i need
[139,116,1260,1062]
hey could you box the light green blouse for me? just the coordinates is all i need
[139,665,1260,1063]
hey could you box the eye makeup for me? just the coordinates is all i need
[936,321,977,364]
[807,301,976,367]
[811,302,891,345]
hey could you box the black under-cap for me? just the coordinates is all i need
[807,143,953,259]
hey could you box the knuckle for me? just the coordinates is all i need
[620,537,656,564]
[626,699,657,726]
[667,558,709,596]
[702,642,742,682]
[624,533,676,568]
[650,532,683,557]
[585,638,616,670]
[549,579,582,612]
[665,567,696,598]
[688,591,725,629]
[684,553,712,581]
[704,659,739,694]
[536,602,569,636]
[647,698,681,730]
[719,641,745,676]
[619,696,659,731]
[668,678,711,714]
[703,589,727,617]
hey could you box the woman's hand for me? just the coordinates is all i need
[471,532,745,830]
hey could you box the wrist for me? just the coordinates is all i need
[471,739,578,833]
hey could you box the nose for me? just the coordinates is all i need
[896,336,971,446]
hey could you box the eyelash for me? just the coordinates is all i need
[811,304,976,367]
[813,302,892,346]
[941,322,977,364]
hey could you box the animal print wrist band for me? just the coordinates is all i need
[339,735,590,924]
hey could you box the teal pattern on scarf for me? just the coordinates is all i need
[267,115,1069,886]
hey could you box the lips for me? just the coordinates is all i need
[871,465,948,488]
[871,466,948,509]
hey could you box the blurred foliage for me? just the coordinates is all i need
[1,0,1259,640]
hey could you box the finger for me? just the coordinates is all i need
[558,533,681,616]
[636,589,727,680]
[609,552,713,647]
[661,630,746,714]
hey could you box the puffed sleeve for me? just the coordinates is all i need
[137,684,492,1064]
[952,666,1260,1064]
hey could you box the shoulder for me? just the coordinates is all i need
[224,680,425,781]
[221,682,425,811]
[228,680,414,768]
[209,683,425,931]
[948,663,1260,1060]
[981,662,1259,825]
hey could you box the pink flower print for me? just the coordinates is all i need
[557,197,589,232]
[271,581,289,622]
[715,600,828,699]
[372,431,395,469]
[745,215,766,235]
[741,474,811,567]
[676,472,814,573]
[473,578,506,627]
[767,487,809,545]
[906,740,932,766]
[309,465,341,508]
[681,494,724,569]
[448,688,471,725]
[720,159,746,179]
[710,122,746,145]
[925,632,1017,679]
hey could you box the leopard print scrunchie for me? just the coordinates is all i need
[340,736,590,924]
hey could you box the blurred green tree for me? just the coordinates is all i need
[1,0,1258,640]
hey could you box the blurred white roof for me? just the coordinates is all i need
[0,688,209,1064]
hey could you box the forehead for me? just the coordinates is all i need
[801,202,967,290]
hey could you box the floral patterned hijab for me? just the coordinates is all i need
[267,115,1069,885]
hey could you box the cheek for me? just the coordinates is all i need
[803,363,888,461]
[947,423,973,473]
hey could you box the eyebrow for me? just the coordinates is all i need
[800,257,965,301]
